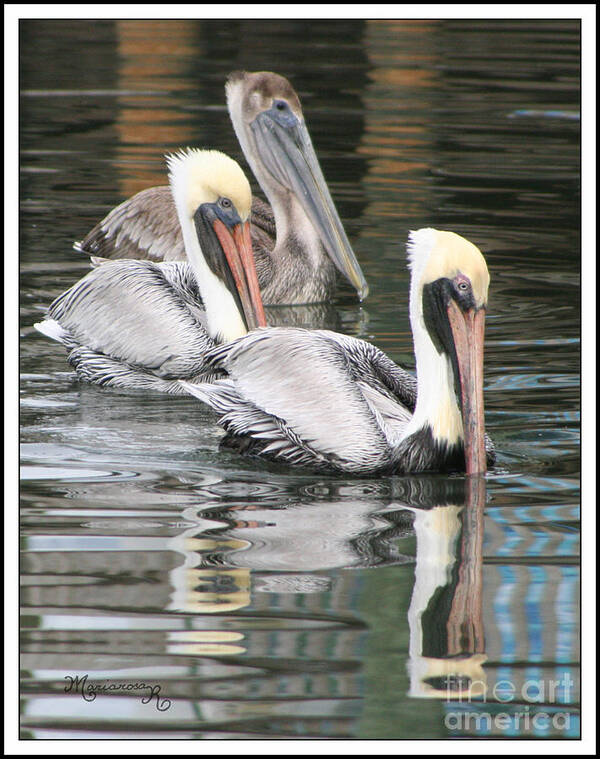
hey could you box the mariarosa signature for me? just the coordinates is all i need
[64,674,171,712]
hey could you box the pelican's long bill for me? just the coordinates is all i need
[447,302,486,475]
[194,202,267,332]
[250,101,369,301]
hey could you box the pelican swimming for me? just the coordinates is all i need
[34,149,266,394]
[182,228,495,475]
[75,70,368,305]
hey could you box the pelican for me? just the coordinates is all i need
[34,149,266,394]
[182,229,495,475]
[75,70,368,305]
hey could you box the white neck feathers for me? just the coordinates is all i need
[166,148,250,343]
[403,229,463,446]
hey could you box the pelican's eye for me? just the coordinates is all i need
[219,197,232,210]
[452,273,477,311]
[274,99,288,111]
[454,274,471,293]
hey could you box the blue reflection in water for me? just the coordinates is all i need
[555,567,579,665]
[494,566,518,663]
[525,567,546,662]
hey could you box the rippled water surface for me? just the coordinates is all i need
[19,19,580,740]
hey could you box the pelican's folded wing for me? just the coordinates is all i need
[45,260,212,378]
[188,328,417,472]
[74,186,186,263]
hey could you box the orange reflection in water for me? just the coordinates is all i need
[113,20,200,197]
[358,20,440,229]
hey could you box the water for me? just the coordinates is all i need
[18,19,580,740]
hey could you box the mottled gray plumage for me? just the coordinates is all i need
[40,259,223,393]
[182,328,419,473]
[75,186,185,263]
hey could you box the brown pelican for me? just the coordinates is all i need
[34,149,266,394]
[75,70,368,305]
[182,229,495,475]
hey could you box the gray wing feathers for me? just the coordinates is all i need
[181,378,330,467]
[47,260,212,379]
[249,196,276,255]
[66,347,221,394]
[328,332,418,411]
[75,186,186,263]
[191,328,417,471]
[356,380,412,447]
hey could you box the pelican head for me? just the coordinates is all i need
[167,148,266,342]
[225,70,368,301]
[407,229,490,474]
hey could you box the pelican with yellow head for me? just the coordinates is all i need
[182,228,494,475]
[34,149,266,393]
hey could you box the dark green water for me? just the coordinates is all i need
[19,19,580,740]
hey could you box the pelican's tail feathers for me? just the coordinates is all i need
[179,378,329,470]
[33,319,69,345]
